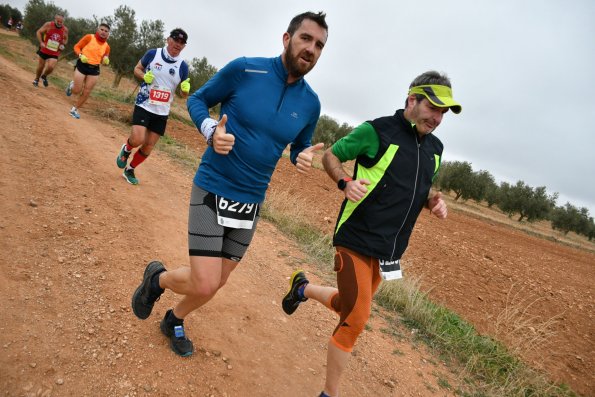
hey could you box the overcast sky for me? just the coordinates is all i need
[10,0,595,214]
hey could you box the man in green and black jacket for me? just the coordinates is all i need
[281,70,462,397]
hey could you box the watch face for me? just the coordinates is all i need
[338,179,347,190]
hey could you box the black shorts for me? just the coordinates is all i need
[187,185,259,261]
[75,59,100,76]
[37,49,58,60]
[131,105,168,136]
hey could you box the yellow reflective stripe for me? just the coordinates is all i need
[432,154,441,182]
[335,144,399,235]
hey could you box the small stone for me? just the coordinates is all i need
[29,200,38,207]
[29,362,37,368]
[56,378,64,385]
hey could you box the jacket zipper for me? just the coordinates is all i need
[389,131,420,260]
[277,83,288,112]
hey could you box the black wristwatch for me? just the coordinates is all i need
[337,177,353,190]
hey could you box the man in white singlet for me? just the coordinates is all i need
[116,28,191,185]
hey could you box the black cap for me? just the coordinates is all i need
[169,28,188,44]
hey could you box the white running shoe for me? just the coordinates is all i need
[65,81,74,96]
[69,107,80,119]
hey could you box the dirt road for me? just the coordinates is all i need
[1,31,593,396]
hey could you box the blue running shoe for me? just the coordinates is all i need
[65,80,73,96]
[69,107,80,119]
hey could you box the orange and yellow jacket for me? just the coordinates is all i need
[74,34,110,66]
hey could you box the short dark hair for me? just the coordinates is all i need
[405,70,452,107]
[169,28,188,44]
[287,11,328,36]
[99,22,110,30]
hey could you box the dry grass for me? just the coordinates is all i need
[492,285,561,359]
[376,277,576,397]
[261,188,334,269]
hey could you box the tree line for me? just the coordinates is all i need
[12,1,593,240]
[0,4,23,27]
[436,161,594,240]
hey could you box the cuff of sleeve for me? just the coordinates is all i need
[200,118,218,144]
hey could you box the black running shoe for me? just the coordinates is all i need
[32,79,39,87]
[160,309,194,357]
[41,76,48,87]
[282,270,309,315]
[131,261,165,319]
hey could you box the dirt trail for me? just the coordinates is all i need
[0,35,459,396]
[1,30,593,397]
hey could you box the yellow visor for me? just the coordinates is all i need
[408,84,462,114]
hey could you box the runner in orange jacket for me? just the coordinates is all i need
[65,23,111,119]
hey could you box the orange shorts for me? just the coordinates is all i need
[327,246,381,352]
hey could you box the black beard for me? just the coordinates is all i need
[285,41,312,79]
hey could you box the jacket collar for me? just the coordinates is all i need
[395,109,426,142]
[272,55,304,86]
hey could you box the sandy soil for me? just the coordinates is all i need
[0,30,593,396]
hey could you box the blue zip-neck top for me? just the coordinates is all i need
[187,55,321,204]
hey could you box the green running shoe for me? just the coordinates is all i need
[116,144,131,169]
[122,168,138,185]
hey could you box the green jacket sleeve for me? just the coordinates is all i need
[331,122,379,162]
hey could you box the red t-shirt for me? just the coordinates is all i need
[40,22,66,57]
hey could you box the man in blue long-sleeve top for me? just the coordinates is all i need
[131,11,328,358]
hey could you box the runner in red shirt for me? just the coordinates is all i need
[33,14,68,88]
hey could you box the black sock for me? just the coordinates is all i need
[150,271,164,294]
[166,309,184,327]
